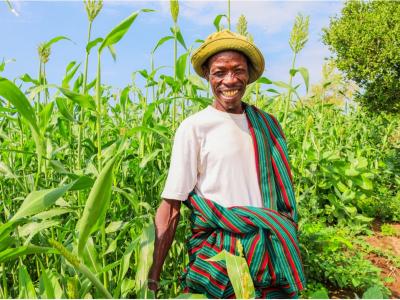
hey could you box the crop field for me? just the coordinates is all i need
[0,0,400,299]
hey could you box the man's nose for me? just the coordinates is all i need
[222,72,239,84]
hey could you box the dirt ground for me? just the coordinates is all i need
[365,223,400,298]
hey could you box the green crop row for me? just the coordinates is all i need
[0,0,399,298]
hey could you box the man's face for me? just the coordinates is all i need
[204,50,249,113]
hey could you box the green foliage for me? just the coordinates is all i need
[11,181,76,221]
[135,222,155,298]
[300,223,386,293]
[1,5,399,299]
[207,241,255,299]
[0,77,43,158]
[76,154,119,256]
[302,284,329,299]
[18,266,37,299]
[84,0,103,22]
[99,9,153,54]
[289,13,309,54]
[322,0,400,113]
[170,0,179,24]
[236,14,253,42]
[380,224,399,237]
[362,285,386,299]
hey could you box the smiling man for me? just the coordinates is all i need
[148,30,306,298]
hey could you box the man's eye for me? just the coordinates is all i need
[212,72,224,77]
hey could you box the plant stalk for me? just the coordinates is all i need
[283,52,297,128]
[173,23,178,130]
[228,0,231,30]
[96,51,102,171]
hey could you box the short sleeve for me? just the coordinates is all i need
[161,121,199,201]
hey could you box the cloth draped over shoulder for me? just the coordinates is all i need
[180,104,306,298]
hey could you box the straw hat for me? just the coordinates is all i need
[191,30,265,84]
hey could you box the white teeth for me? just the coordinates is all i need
[222,90,239,97]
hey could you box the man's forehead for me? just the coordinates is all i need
[206,50,249,67]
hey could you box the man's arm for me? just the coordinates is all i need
[148,198,182,291]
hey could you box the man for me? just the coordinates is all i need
[148,30,305,298]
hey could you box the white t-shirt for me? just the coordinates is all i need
[161,105,263,208]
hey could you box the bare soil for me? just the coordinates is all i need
[364,222,400,298]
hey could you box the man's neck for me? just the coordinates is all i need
[212,100,244,114]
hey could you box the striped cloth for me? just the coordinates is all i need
[180,104,306,298]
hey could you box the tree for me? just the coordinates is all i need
[309,59,358,110]
[322,0,400,114]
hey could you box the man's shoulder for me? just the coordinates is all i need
[177,106,211,131]
[250,105,285,137]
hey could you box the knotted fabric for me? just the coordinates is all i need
[180,104,306,298]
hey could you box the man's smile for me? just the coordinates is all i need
[221,89,240,97]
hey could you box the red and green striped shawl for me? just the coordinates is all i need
[180,104,306,298]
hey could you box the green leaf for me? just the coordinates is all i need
[243,82,256,100]
[121,279,136,298]
[0,220,23,244]
[20,73,39,85]
[0,161,18,179]
[11,181,76,221]
[213,14,227,31]
[353,175,373,190]
[76,155,119,256]
[0,77,43,157]
[44,35,72,49]
[69,175,95,191]
[353,214,373,224]
[0,245,55,263]
[114,241,136,298]
[119,85,130,111]
[82,237,102,274]
[266,88,280,94]
[62,61,81,89]
[39,266,56,299]
[105,221,126,234]
[297,67,309,92]
[272,80,296,92]
[309,288,329,299]
[19,220,60,245]
[55,97,77,122]
[152,35,174,53]
[18,265,37,299]
[135,222,155,299]
[57,87,96,110]
[99,9,153,53]
[362,285,384,299]
[139,149,162,168]
[175,27,187,50]
[256,76,272,85]
[86,37,104,53]
[188,74,208,91]
[0,236,17,252]
[39,101,54,132]
[344,167,360,177]
[176,52,189,82]
[175,293,207,299]
[108,44,117,61]
[33,207,74,220]
[207,246,255,299]
[0,58,14,72]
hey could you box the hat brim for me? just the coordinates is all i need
[191,37,265,84]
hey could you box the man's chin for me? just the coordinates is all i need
[215,97,243,112]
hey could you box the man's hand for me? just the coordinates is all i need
[148,199,182,292]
